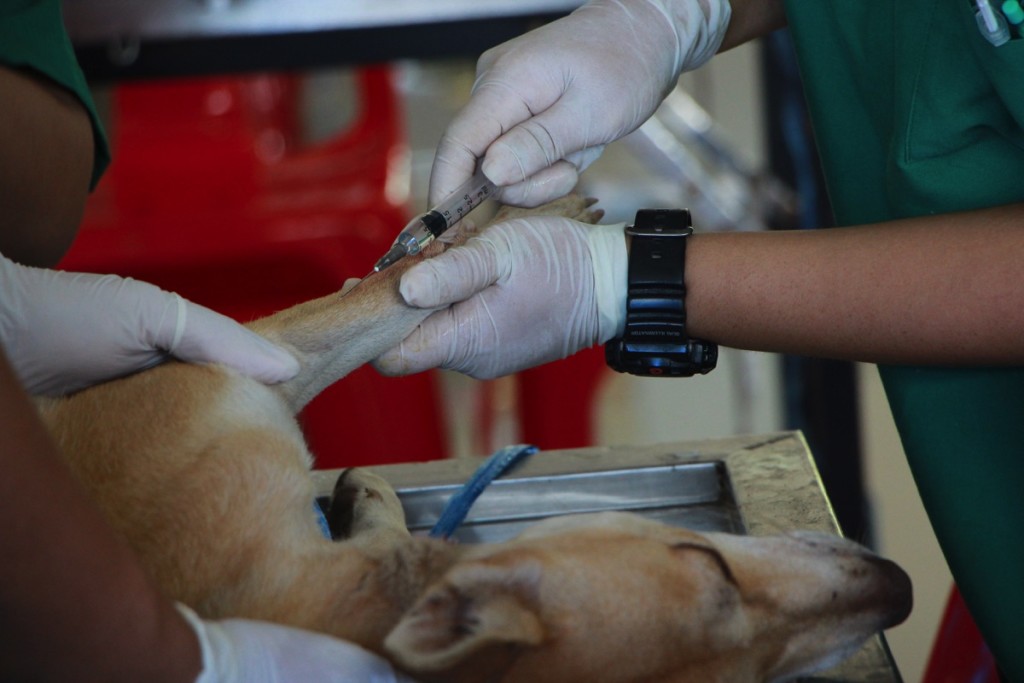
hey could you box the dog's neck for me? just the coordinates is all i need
[315,535,465,648]
[351,537,537,683]
[378,535,468,608]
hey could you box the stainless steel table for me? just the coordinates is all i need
[313,431,903,682]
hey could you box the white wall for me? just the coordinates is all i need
[859,364,951,682]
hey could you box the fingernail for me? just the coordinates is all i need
[481,147,520,185]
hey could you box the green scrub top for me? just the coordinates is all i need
[0,0,110,188]
[784,1,1024,679]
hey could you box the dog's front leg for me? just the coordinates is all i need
[301,468,461,650]
[247,194,604,415]
[327,468,410,550]
[247,250,446,414]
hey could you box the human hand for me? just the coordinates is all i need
[0,254,299,396]
[430,0,731,208]
[177,605,419,683]
[374,217,627,379]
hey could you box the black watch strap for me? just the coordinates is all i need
[605,209,717,377]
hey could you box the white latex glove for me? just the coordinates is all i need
[0,254,299,396]
[430,0,731,208]
[374,217,627,380]
[177,604,418,683]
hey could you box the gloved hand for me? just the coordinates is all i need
[0,254,299,396]
[430,0,731,208]
[177,604,419,683]
[374,217,627,380]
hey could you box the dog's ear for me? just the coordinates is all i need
[383,559,545,675]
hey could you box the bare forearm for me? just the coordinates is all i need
[0,66,93,266]
[0,354,200,682]
[719,0,787,52]
[686,205,1024,365]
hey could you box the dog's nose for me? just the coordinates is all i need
[786,530,913,628]
[864,555,914,628]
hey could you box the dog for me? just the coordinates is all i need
[37,196,912,682]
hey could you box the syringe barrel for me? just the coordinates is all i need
[386,166,495,264]
[433,167,496,229]
[419,211,448,238]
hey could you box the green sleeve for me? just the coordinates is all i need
[0,0,111,189]
[784,1,1024,677]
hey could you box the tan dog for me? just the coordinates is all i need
[37,196,911,682]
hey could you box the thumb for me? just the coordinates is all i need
[373,314,456,377]
[399,237,505,309]
[161,297,300,383]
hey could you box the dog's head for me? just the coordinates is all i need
[384,512,911,683]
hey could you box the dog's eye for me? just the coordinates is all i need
[669,541,738,587]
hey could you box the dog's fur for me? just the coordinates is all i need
[37,196,911,682]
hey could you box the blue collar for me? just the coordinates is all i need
[429,444,538,539]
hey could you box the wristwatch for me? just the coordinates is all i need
[604,209,718,377]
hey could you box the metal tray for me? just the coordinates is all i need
[395,461,742,543]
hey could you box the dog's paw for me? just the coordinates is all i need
[328,468,407,540]
[492,194,604,226]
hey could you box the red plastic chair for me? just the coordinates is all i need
[922,585,1000,683]
[517,346,610,449]
[60,67,446,468]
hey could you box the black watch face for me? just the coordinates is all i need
[605,341,717,377]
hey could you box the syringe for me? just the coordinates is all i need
[373,166,496,273]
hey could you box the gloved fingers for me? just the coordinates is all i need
[427,18,622,204]
[372,311,461,377]
[0,261,298,394]
[177,604,419,683]
[479,139,605,209]
[428,91,519,206]
[493,160,581,208]
[375,300,504,380]
[428,142,479,210]
[168,301,300,384]
[49,273,173,389]
[436,217,480,246]
[0,268,138,394]
[478,90,611,190]
[218,619,419,683]
[378,216,610,381]
[398,236,505,309]
[428,61,555,206]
